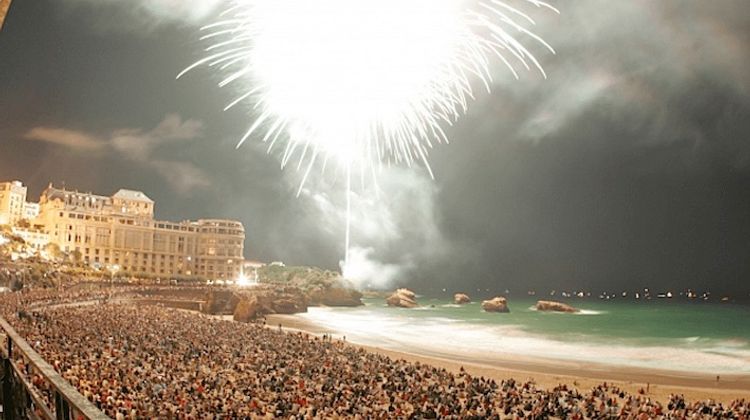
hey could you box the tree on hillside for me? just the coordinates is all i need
[7,234,26,253]
[70,249,83,265]
[45,243,63,261]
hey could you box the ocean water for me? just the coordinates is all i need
[299,298,750,374]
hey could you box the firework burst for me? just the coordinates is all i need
[179,0,557,266]
[180,0,556,184]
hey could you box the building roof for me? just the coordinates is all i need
[112,189,153,203]
[43,186,109,203]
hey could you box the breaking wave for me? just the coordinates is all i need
[300,307,750,374]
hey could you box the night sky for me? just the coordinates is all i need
[1,0,749,295]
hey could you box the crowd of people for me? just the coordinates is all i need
[0,288,747,419]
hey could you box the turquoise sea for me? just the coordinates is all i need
[299,297,750,374]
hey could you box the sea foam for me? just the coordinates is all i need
[300,307,750,374]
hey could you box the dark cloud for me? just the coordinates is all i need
[20,115,209,194]
[25,127,105,151]
[418,0,750,294]
[1,0,749,295]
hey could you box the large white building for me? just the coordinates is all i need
[0,180,27,225]
[2,180,246,280]
[36,184,246,280]
[11,226,49,253]
[23,202,40,220]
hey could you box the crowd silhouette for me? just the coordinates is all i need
[1,288,748,419]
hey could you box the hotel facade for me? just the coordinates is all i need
[2,180,246,281]
[0,180,28,225]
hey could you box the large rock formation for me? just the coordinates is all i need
[207,265,364,322]
[454,293,471,304]
[535,300,580,313]
[257,265,363,307]
[386,288,419,308]
[481,296,510,313]
[361,290,389,299]
[204,289,240,315]
[233,296,261,322]
[272,291,307,314]
[306,286,363,307]
[206,285,308,321]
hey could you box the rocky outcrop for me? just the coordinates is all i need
[535,300,579,313]
[233,296,261,322]
[454,293,471,304]
[207,266,364,321]
[306,286,363,307]
[481,296,510,313]
[257,265,363,307]
[361,290,389,299]
[207,286,308,321]
[386,288,418,308]
[204,290,240,315]
[272,292,307,314]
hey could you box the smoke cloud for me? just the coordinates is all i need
[341,247,407,290]
[290,167,448,290]
[60,0,224,30]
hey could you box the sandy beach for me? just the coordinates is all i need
[267,313,750,404]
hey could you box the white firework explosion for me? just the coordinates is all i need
[179,0,557,266]
[180,0,557,187]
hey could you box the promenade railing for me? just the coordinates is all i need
[0,317,109,420]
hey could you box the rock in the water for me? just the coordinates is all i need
[386,288,419,308]
[454,293,471,304]
[535,300,579,313]
[361,290,389,299]
[481,296,510,313]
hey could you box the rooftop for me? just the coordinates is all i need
[43,185,109,202]
[112,189,153,203]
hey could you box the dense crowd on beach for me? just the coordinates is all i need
[1,288,749,419]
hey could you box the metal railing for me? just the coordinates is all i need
[0,317,109,420]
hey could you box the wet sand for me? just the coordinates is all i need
[267,313,750,404]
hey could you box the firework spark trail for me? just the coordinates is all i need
[179,0,557,271]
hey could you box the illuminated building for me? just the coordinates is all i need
[11,226,49,253]
[34,183,245,280]
[23,201,40,220]
[0,180,27,225]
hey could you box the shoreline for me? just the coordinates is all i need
[267,313,750,404]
